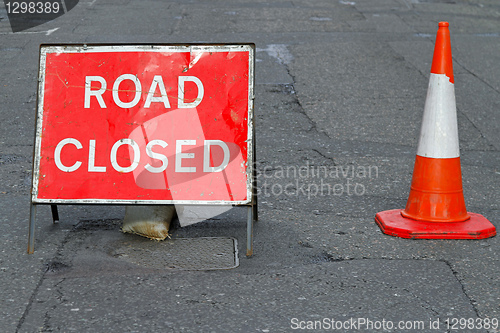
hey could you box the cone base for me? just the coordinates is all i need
[375,209,496,239]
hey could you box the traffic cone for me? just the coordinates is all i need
[375,22,496,239]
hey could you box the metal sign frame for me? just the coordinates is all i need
[29,43,257,256]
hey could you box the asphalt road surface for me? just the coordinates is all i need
[0,0,499,332]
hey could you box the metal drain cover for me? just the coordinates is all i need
[112,237,239,270]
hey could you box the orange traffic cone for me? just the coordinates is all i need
[375,22,496,239]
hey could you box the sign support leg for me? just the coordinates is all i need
[246,205,254,257]
[51,204,59,223]
[252,123,258,222]
[253,165,258,222]
[253,187,258,222]
[28,204,36,254]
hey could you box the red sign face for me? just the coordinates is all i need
[32,45,254,204]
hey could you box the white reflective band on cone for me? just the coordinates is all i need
[416,73,460,159]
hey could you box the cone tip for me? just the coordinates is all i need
[431,21,454,83]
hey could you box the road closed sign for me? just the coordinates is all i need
[32,44,255,205]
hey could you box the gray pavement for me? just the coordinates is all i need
[1,0,499,332]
